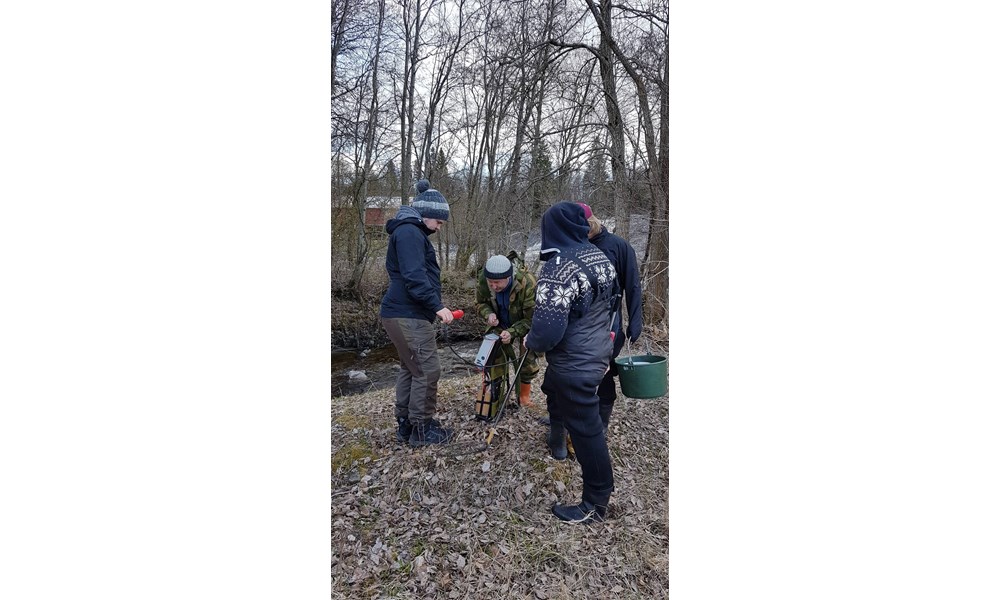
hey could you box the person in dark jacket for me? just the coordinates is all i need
[475,252,539,408]
[524,201,617,524]
[380,179,456,447]
[578,203,644,432]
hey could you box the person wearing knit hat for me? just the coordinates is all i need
[475,251,540,409]
[524,201,618,525]
[578,203,644,434]
[484,255,513,279]
[411,179,450,222]
[379,179,457,447]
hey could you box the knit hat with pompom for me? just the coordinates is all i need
[411,179,450,221]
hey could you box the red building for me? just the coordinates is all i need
[332,196,402,229]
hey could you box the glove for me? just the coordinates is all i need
[627,325,641,343]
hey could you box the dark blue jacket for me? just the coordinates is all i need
[526,202,616,372]
[591,226,643,343]
[379,205,444,322]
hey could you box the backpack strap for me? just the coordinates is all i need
[566,256,612,319]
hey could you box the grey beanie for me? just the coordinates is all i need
[484,255,512,280]
[411,179,450,221]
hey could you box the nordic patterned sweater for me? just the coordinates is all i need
[526,202,616,372]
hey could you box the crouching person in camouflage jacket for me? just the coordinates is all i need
[475,252,540,407]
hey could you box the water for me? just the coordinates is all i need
[331,345,400,397]
[332,340,483,397]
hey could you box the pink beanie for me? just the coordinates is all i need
[576,203,593,219]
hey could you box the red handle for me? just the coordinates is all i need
[451,309,464,320]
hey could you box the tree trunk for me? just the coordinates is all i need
[331,0,350,89]
[347,0,386,299]
[399,0,433,202]
[596,0,629,239]
[582,0,667,325]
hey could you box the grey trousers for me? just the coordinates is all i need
[381,317,441,424]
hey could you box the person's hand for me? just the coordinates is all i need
[487,313,499,326]
[522,334,529,349]
[500,330,512,344]
[436,307,454,324]
[627,325,641,343]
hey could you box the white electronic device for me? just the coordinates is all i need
[474,333,501,370]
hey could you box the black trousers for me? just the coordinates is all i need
[543,364,614,507]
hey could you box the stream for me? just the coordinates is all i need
[332,339,484,397]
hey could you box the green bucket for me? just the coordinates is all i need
[614,354,668,399]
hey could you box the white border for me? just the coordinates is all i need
[0,2,331,598]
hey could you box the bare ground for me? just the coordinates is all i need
[331,352,669,599]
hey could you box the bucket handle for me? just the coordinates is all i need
[619,293,651,365]
[624,335,653,367]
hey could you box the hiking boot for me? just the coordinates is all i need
[552,500,607,524]
[408,420,455,446]
[396,417,413,443]
[548,420,568,461]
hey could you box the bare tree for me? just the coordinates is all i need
[416,0,473,182]
[332,0,349,87]
[548,0,629,238]
[332,0,669,327]
[580,0,668,323]
[395,0,442,203]
[345,0,388,295]
[332,0,399,300]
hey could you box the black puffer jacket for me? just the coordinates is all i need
[526,202,616,372]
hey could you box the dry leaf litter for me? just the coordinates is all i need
[332,361,668,600]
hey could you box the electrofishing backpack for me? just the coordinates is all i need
[473,333,509,421]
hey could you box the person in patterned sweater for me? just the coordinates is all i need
[524,201,617,524]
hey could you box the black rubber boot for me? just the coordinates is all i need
[396,417,413,443]
[599,404,613,436]
[408,420,454,446]
[552,500,607,524]
[548,420,568,461]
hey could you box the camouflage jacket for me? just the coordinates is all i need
[475,255,537,341]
